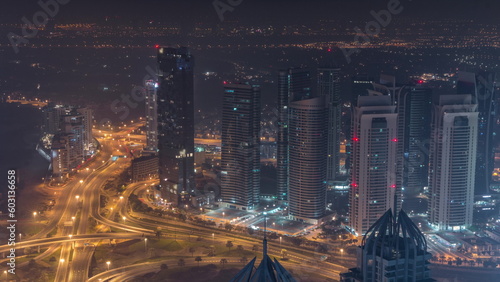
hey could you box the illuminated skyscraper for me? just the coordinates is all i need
[277,68,312,202]
[397,85,433,197]
[157,47,194,205]
[145,79,158,152]
[349,95,400,236]
[457,71,496,195]
[318,67,342,185]
[288,97,327,223]
[428,94,478,231]
[220,83,260,210]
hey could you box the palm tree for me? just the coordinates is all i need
[178,258,185,267]
[226,241,234,252]
[195,256,202,267]
[220,258,228,268]
[252,245,259,253]
[237,245,244,251]
[189,247,196,257]
[240,257,248,264]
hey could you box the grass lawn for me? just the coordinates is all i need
[41,248,61,266]
[144,264,241,282]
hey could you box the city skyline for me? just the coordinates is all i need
[2,1,500,281]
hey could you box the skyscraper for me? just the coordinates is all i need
[277,68,312,202]
[397,85,433,197]
[349,95,400,236]
[457,71,496,195]
[157,47,195,205]
[76,107,93,153]
[428,94,478,231]
[288,97,327,223]
[62,114,85,168]
[145,79,158,152]
[341,209,433,282]
[220,83,260,210]
[318,67,341,185]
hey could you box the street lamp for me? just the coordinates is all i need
[79,179,83,184]
[75,195,80,201]
[72,216,75,221]
[144,238,148,252]
[33,212,37,222]
[60,258,65,263]
[212,233,215,244]
[19,233,22,242]
[280,236,282,246]
[122,216,126,223]
[69,234,74,249]
[106,261,111,271]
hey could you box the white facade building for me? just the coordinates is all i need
[428,94,478,231]
[349,95,400,236]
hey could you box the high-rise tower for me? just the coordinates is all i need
[288,97,327,223]
[397,85,433,197]
[428,94,478,231]
[277,68,312,202]
[145,79,158,152]
[318,67,342,185]
[457,71,496,195]
[157,47,195,205]
[220,83,260,210]
[349,95,400,236]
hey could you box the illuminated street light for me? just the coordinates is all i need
[106,261,111,271]
[72,216,75,221]
[119,196,123,200]
[212,233,215,244]
[60,258,65,263]
[144,238,148,252]
[122,216,126,222]
[33,212,37,222]
[75,195,80,200]
[280,236,282,246]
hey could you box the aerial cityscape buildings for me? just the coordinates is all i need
[318,67,342,186]
[4,2,500,280]
[144,79,159,153]
[157,46,195,205]
[220,83,261,210]
[348,95,400,236]
[288,96,328,223]
[457,71,497,196]
[341,209,433,282]
[428,94,478,231]
[277,68,312,203]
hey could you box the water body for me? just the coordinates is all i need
[0,102,49,215]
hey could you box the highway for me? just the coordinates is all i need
[2,121,346,281]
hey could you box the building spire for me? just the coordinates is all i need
[263,212,268,257]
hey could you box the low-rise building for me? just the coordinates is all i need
[131,155,159,182]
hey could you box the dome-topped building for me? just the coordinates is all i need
[341,209,434,282]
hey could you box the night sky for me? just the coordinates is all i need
[2,0,500,25]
